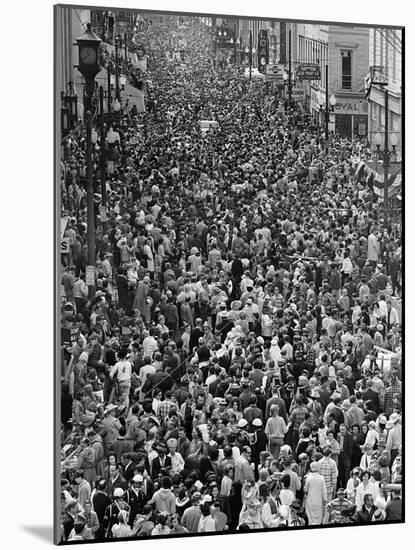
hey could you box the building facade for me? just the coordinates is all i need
[327,25,369,138]
[368,28,402,156]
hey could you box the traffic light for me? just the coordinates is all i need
[258,29,269,73]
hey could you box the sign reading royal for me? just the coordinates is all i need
[296,63,321,80]
[333,99,368,115]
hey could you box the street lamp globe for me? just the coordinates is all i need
[112,99,121,112]
[245,47,249,54]
[329,94,337,107]
[374,132,382,147]
[283,71,288,82]
[390,133,398,147]
[91,129,98,144]
[120,75,127,86]
[252,47,256,54]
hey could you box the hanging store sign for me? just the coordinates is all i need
[296,63,321,80]
[292,87,305,101]
[265,63,284,82]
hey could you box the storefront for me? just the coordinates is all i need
[368,86,402,156]
[332,95,368,138]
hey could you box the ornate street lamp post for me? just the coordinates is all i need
[76,23,101,298]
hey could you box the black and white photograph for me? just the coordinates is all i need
[54,2,403,544]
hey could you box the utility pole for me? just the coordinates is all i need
[85,110,96,298]
[288,29,292,110]
[384,88,389,226]
[99,86,107,207]
[325,64,329,150]
[107,69,112,115]
[115,36,120,101]
[249,30,252,81]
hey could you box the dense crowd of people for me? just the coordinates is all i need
[59,15,403,542]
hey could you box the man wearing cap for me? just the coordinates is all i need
[125,475,148,527]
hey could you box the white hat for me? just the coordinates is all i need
[105,404,118,415]
[252,418,263,427]
[79,352,89,362]
[237,419,248,429]
[133,474,143,483]
[386,412,400,428]
[113,488,124,498]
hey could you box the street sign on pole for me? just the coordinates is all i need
[86,265,95,287]
[296,63,321,80]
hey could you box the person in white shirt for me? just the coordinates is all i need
[143,329,158,358]
[341,252,353,282]
[167,438,185,474]
[355,471,379,511]
[138,358,156,401]
[110,348,132,408]
[101,254,113,279]
[365,421,379,448]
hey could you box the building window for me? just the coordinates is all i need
[341,50,352,90]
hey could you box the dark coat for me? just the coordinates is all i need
[337,432,354,462]
[151,455,172,479]
[356,505,376,523]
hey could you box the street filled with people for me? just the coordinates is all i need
[59,14,403,542]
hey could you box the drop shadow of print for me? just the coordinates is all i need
[21,525,53,543]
